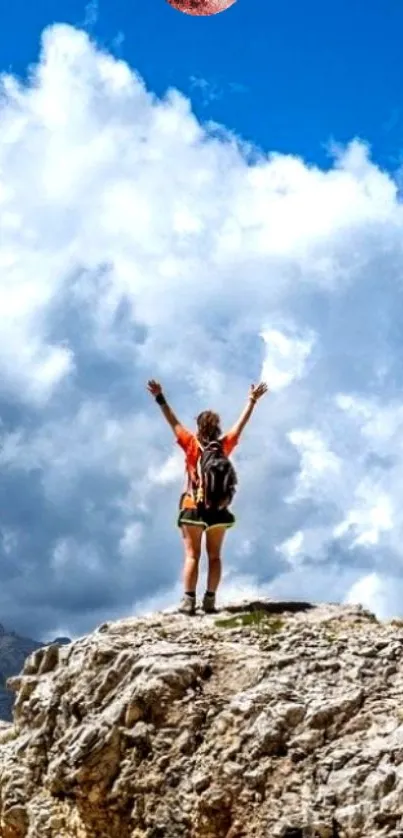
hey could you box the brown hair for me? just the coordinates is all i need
[196,410,221,445]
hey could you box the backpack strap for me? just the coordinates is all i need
[195,439,205,505]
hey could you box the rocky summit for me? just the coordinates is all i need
[1,601,403,838]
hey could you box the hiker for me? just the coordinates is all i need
[147,379,268,614]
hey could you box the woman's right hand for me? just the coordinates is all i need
[147,379,163,397]
[249,382,268,402]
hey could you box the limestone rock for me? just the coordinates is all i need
[0,627,70,722]
[1,600,403,836]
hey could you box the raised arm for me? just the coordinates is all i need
[227,382,268,439]
[147,379,182,436]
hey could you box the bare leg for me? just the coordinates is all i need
[181,525,204,592]
[205,526,227,593]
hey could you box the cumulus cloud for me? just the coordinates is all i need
[1,24,403,638]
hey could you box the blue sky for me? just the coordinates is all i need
[1,1,403,640]
[2,0,403,169]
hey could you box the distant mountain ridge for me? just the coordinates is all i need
[0,623,70,721]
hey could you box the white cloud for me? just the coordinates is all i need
[287,429,342,503]
[344,572,403,620]
[260,325,314,391]
[148,452,184,487]
[119,522,144,560]
[84,0,99,29]
[277,531,304,566]
[2,24,403,637]
[334,481,394,547]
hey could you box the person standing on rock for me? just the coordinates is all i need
[147,379,268,615]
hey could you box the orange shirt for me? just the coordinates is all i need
[176,426,239,509]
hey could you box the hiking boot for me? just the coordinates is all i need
[178,594,196,615]
[202,592,216,614]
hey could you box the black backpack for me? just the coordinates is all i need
[196,440,237,510]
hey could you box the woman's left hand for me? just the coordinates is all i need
[147,379,163,397]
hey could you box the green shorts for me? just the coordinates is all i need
[177,503,236,531]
